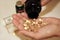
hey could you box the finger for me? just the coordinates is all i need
[18,23,24,30]
[17,13,27,21]
[12,19,24,30]
[12,19,19,27]
[16,13,23,20]
[15,13,26,22]
[12,14,21,21]
[41,0,52,6]
[21,12,28,19]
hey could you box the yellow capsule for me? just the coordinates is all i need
[24,26,29,30]
[38,21,42,24]
[32,22,36,24]
[23,23,27,27]
[39,19,43,22]
[42,22,47,26]
[13,32,16,36]
[25,20,31,23]
[33,19,36,20]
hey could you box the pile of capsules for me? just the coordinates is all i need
[23,18,47,32]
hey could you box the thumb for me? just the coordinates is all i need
[18,30,36,37]
[18,30,40,39]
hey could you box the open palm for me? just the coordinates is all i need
[13,13,60,40]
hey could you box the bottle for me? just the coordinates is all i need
[16,1,24,13]
[25,0,42,19]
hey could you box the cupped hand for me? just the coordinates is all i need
[12,13,60,40]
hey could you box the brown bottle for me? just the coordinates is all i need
[16,1,24,13]
[25,0,42,19]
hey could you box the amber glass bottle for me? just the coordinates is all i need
[16,1,24,13]
[25,0,41,19]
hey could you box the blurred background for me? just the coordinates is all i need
[0,0,60,40]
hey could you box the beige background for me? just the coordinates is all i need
[0,0,60,40]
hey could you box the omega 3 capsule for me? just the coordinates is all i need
[16,1,24,13]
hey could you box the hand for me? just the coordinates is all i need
[41,0,52,6]
[20,0,52,6]
[12,13,60,40]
